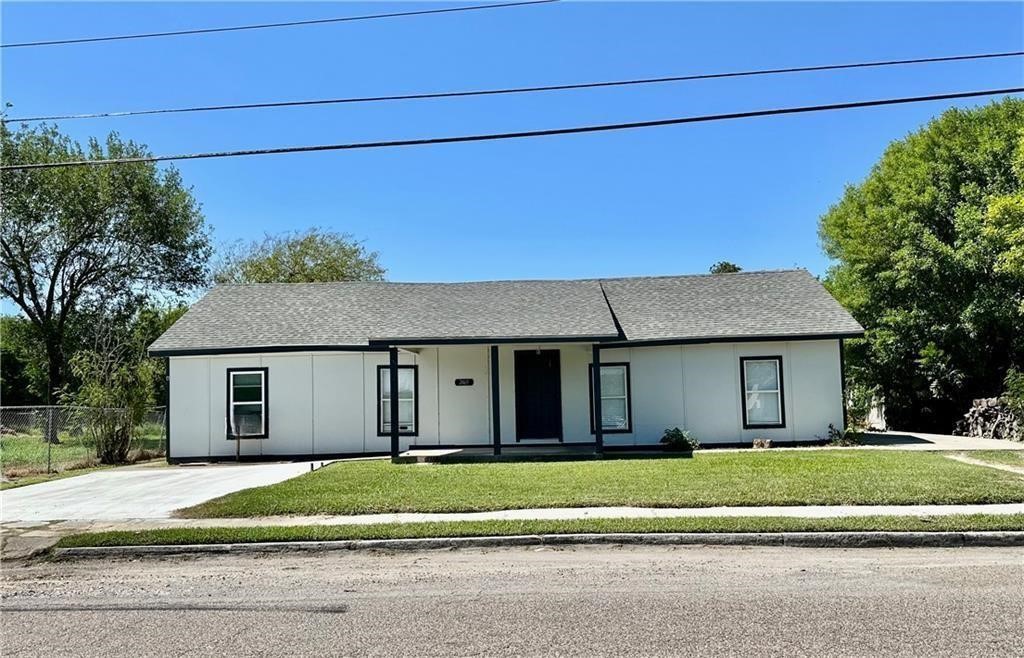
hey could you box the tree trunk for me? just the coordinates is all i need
[43,341,64,445]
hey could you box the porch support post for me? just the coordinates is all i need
[389,346,400,459]
[490,345,501,456]
[592,344,603,454]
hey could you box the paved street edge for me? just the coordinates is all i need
[50,530,1024,559]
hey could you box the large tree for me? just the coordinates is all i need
[709,261,742,274]
[214,228,385,284]
[0,123,212,401]
[819,98,1024,431]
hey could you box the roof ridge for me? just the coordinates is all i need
[212,268,811,288]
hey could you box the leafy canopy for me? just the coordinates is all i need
[0,123,212,394]
[819,97,1024,430]
[214,228,385,284]
[709,261,742,274]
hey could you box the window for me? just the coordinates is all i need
[589,363,632,433]
[227,368,268,439]
[741,357,784,428]
[378,365,418,436]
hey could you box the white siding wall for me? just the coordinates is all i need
[167,339,845,458]
[312,353,366,454]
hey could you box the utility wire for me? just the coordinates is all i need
[1,0,557,49]
[2,87,1021,171]
[7,50,1022,123]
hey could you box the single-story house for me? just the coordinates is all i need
[149,269,863,461]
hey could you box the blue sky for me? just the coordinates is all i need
[2,1,1022,283]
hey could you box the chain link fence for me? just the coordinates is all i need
[0,405,166,479]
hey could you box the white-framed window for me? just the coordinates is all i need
[227,368,268,438]
[590,363,632,433]
[378,365,418,436]
[741,357,784,428]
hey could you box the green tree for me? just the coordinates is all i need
[0,315,44,405]
[819,98,1024,431]
[132,303,188,404]
[0,123,212,402]
[709,261,742,274]
[214,228,385,284]
[70,323,157,464]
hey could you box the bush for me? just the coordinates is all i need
[660,427,700,452]
[1004,368,1024,420]
[825,423,862,447]
[845,381,878,430]
[70,332,157,465]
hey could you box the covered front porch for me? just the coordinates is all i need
[379,340,621,460]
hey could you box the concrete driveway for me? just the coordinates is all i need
[861,431,1024,451]
[1,461,324,522]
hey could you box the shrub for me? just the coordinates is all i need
[845,381,878,430]
[825,423,862,447]
[1004,369,1024,420]
[660,427,700,451]
[70,330,157,465]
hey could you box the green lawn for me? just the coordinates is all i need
[965,450,1024,468]
[179,450,1024,518]
[0,427,165,485]
[57,513,1024,548]
[0,432,98,474]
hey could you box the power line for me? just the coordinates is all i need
[7,50,1022,123]
[1,0,558,49]
[2,87,1020,171]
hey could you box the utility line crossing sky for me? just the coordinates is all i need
[2,1,1023,283]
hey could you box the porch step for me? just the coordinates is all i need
[394,445,602,464]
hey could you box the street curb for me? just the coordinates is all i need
[51,531,1024,559]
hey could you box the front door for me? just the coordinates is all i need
[514,349,563,441]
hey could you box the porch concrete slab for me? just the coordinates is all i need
[0,461,325,522]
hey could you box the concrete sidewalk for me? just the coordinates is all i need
[4,502,1023,559]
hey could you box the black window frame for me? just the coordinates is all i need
[739,356,786,429]
[226,367,270,440]
[376,364,419,437]
[588,362,633,434]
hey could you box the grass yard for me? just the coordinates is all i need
[964,450,1024,469]
[57,513,1024,548]
[0,427,165,487]
[179,450,1024,518]
[1,432,97,474]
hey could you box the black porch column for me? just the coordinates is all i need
[389,347,400,459]
[490,345,501,456]
[592,344,603,454]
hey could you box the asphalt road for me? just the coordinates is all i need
[2,545,1022,657]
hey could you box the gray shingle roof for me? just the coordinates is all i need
[149,269,862,354]
[600,269,863,342]
[149,280,619,353]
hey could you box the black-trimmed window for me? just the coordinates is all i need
[740,356,785,429]
[377,365,418,436]
[227,368,269,439]
[589,363,632,433]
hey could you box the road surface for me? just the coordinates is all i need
[2,545,1022,656]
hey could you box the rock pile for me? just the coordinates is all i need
[953,398,1022,442]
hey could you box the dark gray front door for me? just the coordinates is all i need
[514,350,563,441]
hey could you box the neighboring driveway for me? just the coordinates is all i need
[860,431,1024,451]
[1,462,323,522]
